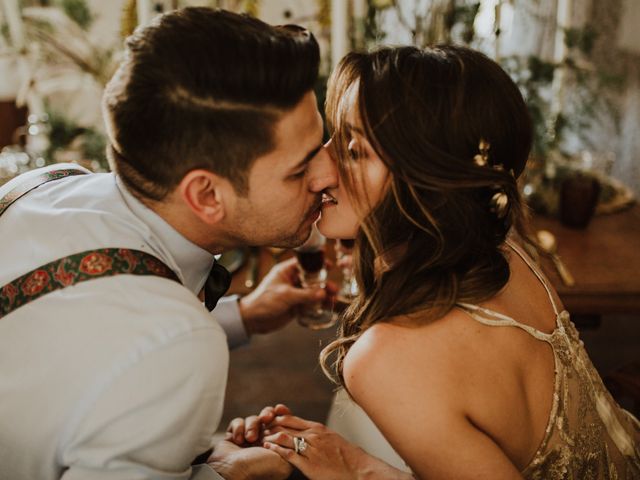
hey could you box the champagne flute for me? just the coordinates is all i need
[294,226,337,330]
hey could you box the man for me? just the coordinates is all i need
[0,8,336,480]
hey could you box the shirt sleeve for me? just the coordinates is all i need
[212,295,250,349]
[59,328,229,480]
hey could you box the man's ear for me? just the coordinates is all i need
[177,169,232,225]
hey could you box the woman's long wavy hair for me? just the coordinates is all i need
[320,45,533,387]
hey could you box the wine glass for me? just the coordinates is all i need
[294,226,337,330]
[336,239,358,302]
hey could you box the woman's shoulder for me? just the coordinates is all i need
[343,308,477,399]
[346,306,482,353]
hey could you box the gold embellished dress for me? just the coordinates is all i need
[458,243,640,480]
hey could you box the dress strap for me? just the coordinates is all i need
[457,302,552,341]
[456,239,564,341]
[505,239,560,317]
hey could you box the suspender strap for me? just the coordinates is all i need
[0,168,88,216]
[0,248,180,319]
[0,168,181,319]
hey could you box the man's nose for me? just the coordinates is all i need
[308,143,338,193]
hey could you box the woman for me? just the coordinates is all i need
[229,45,640,478]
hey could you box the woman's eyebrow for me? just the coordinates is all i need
[345,122,365,136]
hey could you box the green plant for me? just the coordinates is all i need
[57,0,93,29]
[45,107,108,170]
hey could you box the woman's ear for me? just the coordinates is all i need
[177,169,231,225]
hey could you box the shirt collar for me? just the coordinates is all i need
[115,175,215,294]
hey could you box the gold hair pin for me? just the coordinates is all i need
[473,138,490,167]
[472,138,510,219]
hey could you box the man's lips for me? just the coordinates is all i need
[321,192,338,207]
[305,199,324,220]
[304,193,337,222]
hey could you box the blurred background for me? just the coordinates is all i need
[1,0,639,424]
[2,0,640,202]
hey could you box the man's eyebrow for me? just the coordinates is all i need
[290,144,323,172]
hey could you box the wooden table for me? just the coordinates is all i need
[531,204,640,317]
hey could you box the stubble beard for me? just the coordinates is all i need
[225,212,313,249]
[227,196,320,249]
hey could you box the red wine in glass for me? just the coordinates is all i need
[293,226,336,329]
[339,239,355,249]
[295,249,325,273]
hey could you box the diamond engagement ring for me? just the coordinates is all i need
[293,436,308,454]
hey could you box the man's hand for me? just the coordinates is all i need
[207,439,292,480]
[239,258,335,335]
[226,404,292,445]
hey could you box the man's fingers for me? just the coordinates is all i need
[226,418,246,445]
[243,415,261,443]
[283,285,326,306]
[274,403,292,416]
[258,406,277,424]
[272,257,298,278]
[258,403,292,424]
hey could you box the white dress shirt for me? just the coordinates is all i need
[0,166,243,479]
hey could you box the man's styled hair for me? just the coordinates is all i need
[102,8,320,200]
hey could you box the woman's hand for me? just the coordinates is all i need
[263,414,413,479]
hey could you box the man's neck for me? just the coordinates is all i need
[147,196,226,255]
[120,181,224,255]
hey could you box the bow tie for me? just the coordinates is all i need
[204,260,232,311]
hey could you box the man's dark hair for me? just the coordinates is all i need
[102,7,320,200]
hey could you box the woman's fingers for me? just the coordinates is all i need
[268,414,319,430]
[263,432,316,478]
[263,441,305,470]
[263,431,297,449]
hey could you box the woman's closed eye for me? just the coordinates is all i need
[347,139,365,161]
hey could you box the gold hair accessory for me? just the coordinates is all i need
[473,139,490,167]
[473,138,510,219]
[490,191,509,219]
